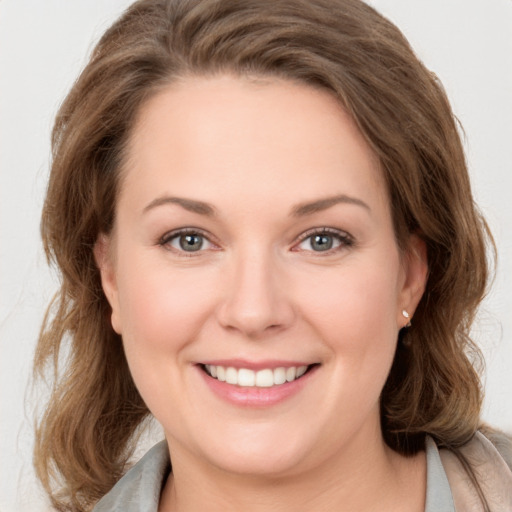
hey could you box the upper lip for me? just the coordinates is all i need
[197,359,317,371]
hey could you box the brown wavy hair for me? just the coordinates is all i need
[34,0,494,510]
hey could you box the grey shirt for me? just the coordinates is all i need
[93,437,456,511]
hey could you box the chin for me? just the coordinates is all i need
[204,441,310,477]
[169,421,318,478]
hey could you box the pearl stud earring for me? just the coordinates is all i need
[402,309,412,327]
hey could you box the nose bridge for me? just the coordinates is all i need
[217,242,294,337]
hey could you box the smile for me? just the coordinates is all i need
[203,364,311,387]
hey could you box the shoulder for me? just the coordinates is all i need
[478,424,512,471]
[439,427,512,512]
[93,440,170,512]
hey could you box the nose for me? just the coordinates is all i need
[216,248,296,339]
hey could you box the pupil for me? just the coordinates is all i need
[312,234,332,251]
[179,234,203,251]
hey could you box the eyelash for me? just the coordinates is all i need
[158,227,354,257]
[293,227,354,255]
[158,227,217,257]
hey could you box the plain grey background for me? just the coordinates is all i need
[1,1,511,510]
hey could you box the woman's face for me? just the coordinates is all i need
[97,75,426,477]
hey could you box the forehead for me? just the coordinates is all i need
[120,75,387,216]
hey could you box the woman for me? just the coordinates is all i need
[33,0,512,510]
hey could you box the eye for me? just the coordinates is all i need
[160,229,215,254]
[294,228,353,253]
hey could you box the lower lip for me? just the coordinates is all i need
[198,366,318,407]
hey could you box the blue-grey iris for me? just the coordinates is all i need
[179,234,203,251]
[311,234,333,251]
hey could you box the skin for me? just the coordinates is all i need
[96,75,428,511]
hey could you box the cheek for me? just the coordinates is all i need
[295,257,401,395]
[298,259,401,342]
[113,257,220,420]
[115,257,217,358]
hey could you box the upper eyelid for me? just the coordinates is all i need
[159,227,215,244]
[294,227,353,243]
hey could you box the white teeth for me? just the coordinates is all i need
[273,367,287,385]
[286,367,296,382]
[238,368,255,387]
[225,367,238,385]
[217,366,226,382]
[204,364,312,387]
[296,365,307,378]
[255,369,274,387]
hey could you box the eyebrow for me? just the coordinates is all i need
[143,196,216,216]
[142,193,370,217]
[291,194,370,217]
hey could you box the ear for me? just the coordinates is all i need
[94,234,122,334]
[397,234,428,328]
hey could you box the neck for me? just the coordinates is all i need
[158,427,426,512]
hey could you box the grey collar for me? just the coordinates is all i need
[425,436,456,512]
[93,440,170,512]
